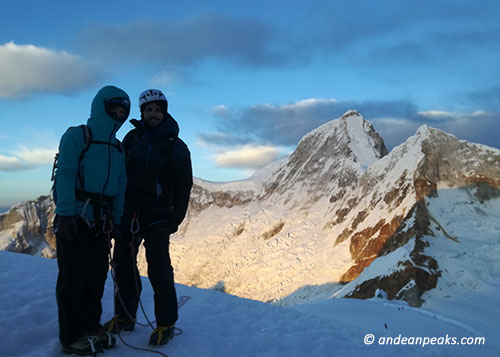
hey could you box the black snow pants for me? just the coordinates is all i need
[112,216,178,327]
[55,216,110,346]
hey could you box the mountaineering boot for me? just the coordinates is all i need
[61,335,103,356]
[103,315,135,333]
[149,325,175,346]
[87,327,116,349]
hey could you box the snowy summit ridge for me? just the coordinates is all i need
[301,109,388,169]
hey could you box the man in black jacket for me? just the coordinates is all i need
[105,89,192,346]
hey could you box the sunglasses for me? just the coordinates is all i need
[105,97,130,110]
[104,97,130,122]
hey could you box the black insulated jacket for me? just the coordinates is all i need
[122,114,193,232]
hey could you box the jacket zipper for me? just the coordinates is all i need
[102,126,116,194]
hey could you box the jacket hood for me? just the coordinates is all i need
[87,85,130,140]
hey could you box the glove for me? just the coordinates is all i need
[158,220,178,234]
[55,215,79,240]
[166,225,178,234]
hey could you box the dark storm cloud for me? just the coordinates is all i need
[212,99,419,147]
[364,26,500,68]
[210,98,500,151]
[78,2,500,71]
[215,99,346,146]
[80,12,289,68]
[307,0,500,67]
[198,132,253,147]
[436,111,500,150]
[465,87,500,111]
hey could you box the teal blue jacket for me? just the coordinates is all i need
[54,86,128,224]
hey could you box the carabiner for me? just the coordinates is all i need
[130,211,140,234]
[102,215,114,235]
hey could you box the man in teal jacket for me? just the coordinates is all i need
[54,85,129,356]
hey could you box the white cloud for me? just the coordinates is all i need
[150,69,185,86]
[150,70,176,86]
[470,110,488,117]
[150,67,200,87]
[417,110,452,118]
[0,147,56,171]
[0,41,100,98]
[212,105,232,117]
[281,98,339,109]
[215,145,282,169]
[0,154,28,171]
[14,147,56,164]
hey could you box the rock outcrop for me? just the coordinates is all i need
[0,195,55,258]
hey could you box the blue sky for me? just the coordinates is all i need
[1,0,499,206]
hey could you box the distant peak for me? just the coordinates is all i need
[416,124,430,133]
[415,124,450,139]
[341,110,360,119]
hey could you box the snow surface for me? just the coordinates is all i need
[422,189,500,345]
[345,114,380,168]
[0,251,496,356]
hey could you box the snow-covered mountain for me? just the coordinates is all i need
[330,125,500,308]
[2,110,499,311]
[0,195,55,258]
[170,111,500,307]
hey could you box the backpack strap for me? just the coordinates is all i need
[76,125,91,189]
[90,139,123,152]
[79,125,92,162]
[79,124,122,154]
[51,125,90,182]
[52,124,121,206]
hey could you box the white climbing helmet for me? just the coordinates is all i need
[138,89,168,109]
